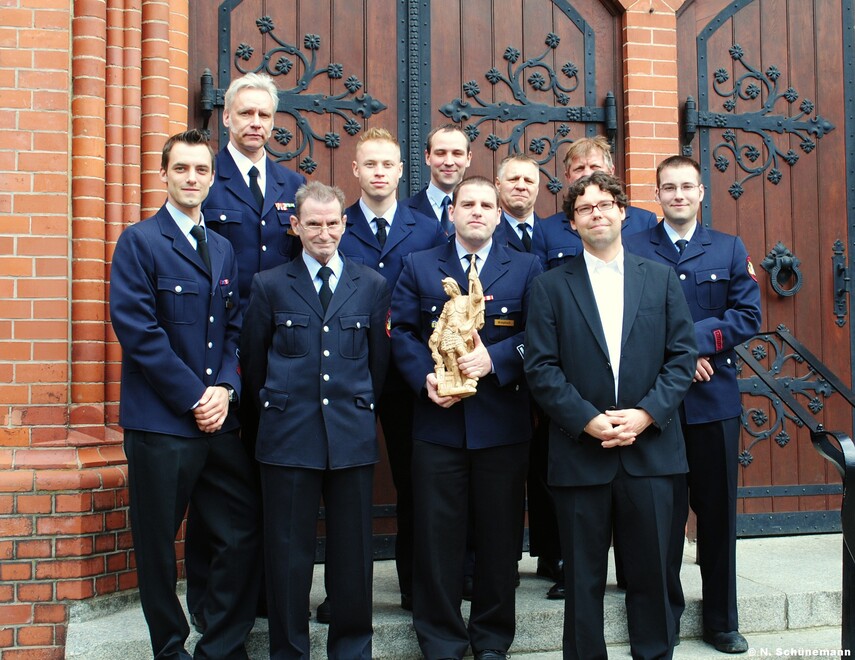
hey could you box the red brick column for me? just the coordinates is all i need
[0,0,189,656]
[618,0,687,212]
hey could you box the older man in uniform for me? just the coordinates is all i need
[240,181,390,659]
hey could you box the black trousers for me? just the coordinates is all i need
[377,364,416,597]
[553,465,678,660]
[124,428,261,660]
[412,440,529,660]
[526,409,560,561]
[668,416,740,632]
[186,400,265,620]
[261,463,374,660]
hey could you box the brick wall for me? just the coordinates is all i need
[0,1,189,657]
[0,0,681,656]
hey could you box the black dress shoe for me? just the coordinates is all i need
[703,629,748,653]
[189,611,206,634]
[400,593,413,611]
[475,651,508,660]
[462,575,474,601]
[536,557,563,582]
[316,597,331,624]
[546,581,565,600]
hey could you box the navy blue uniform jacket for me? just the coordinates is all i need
[624,222,762,424]
[240,257,391,469]
[203,148,306,312]
[496,212,544,253]
[391,241,542,449]
[402,187,438,223]
[524,252,697,487]
[339,201,447,290]
[109,206,242,437]
[532,204,657,270]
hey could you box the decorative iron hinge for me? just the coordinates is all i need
[683,43,834,199]
[438,32,617,197]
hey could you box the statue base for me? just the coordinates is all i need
[435,368,478,398]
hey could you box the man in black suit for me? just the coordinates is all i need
[110,130,260,659]
[192,72,306,626]
[525,172,697,659]
[392,176,542,660]
[403,124,472,234]
[240,181,390,659]
[337,127,446,615]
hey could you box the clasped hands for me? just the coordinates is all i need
[584,408,654,449]
[193,385,230,433]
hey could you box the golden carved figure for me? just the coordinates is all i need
[429,256,485,397]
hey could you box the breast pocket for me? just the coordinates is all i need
[205,208,244,251]
[273,312,310,357]
[339,314,370,359]
[420,297,446,334]
[156,277,199,325]
[484,298,523,343]
[695,268,731,310]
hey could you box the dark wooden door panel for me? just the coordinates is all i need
[677,0,850,534]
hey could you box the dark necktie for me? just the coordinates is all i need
[676,239,689,255]
[189,224,211,272]
[375,217,387,248]
[248,165,264,211]
[318,266,333,312]
[441,195,453,235]
[518,222,532,252]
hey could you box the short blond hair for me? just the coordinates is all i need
[562,136,614,171]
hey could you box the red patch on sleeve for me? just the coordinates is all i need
[713,328,724,352]
[746,256,757,282]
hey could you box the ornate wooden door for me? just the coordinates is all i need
[677,0,854,535]
[189,0,626,555]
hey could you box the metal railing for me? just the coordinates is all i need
[736,325,855,649]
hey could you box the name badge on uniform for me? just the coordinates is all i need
[494,319,515,327]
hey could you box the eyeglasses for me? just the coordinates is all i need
[300,220,344,234]
[658,183,700,195]
[574,200,617,216]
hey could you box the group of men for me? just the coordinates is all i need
[109,72,761,660]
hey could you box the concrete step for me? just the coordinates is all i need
[66,534,844,658]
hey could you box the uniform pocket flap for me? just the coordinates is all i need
[274,311,310,328]
[340,314,370,330]
[354,392,375,411]
[695,268,730,284]
[259,387,289,412]
[156,277,198,295]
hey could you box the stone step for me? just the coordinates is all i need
[66,534,844,658]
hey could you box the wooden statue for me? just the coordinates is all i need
[429,257,485,398]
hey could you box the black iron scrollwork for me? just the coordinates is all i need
[736,325,834,468]
[685,44,834,199]
[760,242,803,297]
[213,16,386,174]
[439,32,616,196]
